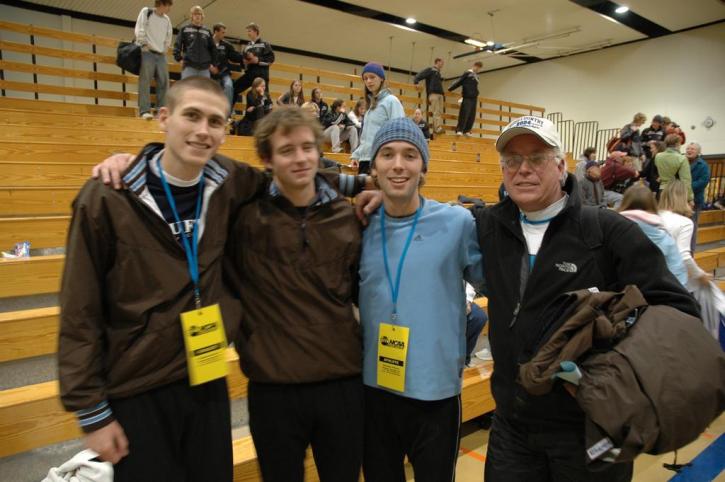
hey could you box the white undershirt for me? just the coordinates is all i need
[519,194,568,258]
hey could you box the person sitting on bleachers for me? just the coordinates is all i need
[348,97,365,135]
[412,108,431,140]
[601,151,638,206]
[321,99,359,153]
[578,160,607,208]
[574,147,597,180]
[173,5,217,79]
[276,79,304,106]
[310,87,329,119]
[301,100,321,122]
[235,77,272,136]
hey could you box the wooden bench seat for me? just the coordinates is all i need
[0,254,64,298]
[0,215,70,249]
[699,210,724,226]
[696,225,725,245]
[694,251,719,272]
[0,98,136,117]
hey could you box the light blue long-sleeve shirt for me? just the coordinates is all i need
[351,89,405,162]
[359,199,484,400]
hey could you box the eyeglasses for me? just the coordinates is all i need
[500,153,559,171]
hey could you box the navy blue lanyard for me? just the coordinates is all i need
[157,159,205,309]
[381,207,421,320]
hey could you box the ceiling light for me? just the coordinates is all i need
[465,38,487,48]
[405,17,416,25]
[615,6,629,14]
[486,40,495,47]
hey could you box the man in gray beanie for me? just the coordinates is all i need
[357,117,485,480]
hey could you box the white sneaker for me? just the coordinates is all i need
[456,131,463,136]
[435,127,445,134]
[141,112,154,120]
[464,132,473,138]
[475,348,493,361]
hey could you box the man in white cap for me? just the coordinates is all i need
[470,116,699,481]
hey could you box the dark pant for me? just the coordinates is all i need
[465,302,488,364]
[485,414,633,482]
[248,376,364,482]
[456,97,477,133]
[363,386,461,482]
[357,160,371,174]
[111,378,232,482]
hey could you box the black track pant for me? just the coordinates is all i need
[248,376,364,482]
[363,386,461,482]
[456,97,477,133]
[111,378,232,482]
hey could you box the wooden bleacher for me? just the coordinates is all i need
[1,17,722,481]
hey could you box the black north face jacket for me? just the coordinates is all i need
[471,175,699,425]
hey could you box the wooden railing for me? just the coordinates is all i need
[0,20,544,140]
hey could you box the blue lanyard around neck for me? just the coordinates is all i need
[381,207,422,320]
[157,158,205,309]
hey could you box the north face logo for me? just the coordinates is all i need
[555,262,577,273]
[414,234,423,241]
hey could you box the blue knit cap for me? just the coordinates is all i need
[371,117,430,170]
[362,62,386,80]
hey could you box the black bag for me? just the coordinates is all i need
[116,41,142,75]
[115,8,153,75]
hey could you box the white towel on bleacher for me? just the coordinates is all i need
[42,449,113,482]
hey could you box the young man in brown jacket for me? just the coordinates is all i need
[225,107,365,482]
[58,77,267,481]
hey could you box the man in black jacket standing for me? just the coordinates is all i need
[471,116,699,482]
[448,60,482,137]
[173,5,217,79]
[211,23,244,110]
[233,22,275,99]
[413,57,445,135]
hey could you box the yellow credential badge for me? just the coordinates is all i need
[377,322,410,392]
[180,304,229,386]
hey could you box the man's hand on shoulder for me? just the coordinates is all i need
[354,190,383,226]
[92,153,135,190]
[85,420,129,464]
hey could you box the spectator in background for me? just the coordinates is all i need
[276,80,305,106]
[655,134,693,202]
[235,77,272,136]
[641,114,665,161]
[579,160,607,208]
[659,180,710,287]
[310,88,329,119]
[348,98,365,135]
[465,284,488,365]
[350,62,405,174]
[321,99,359,153]
[413,57,445,135]
[135,0,173,120]
[211,22,244,109]
[173,5,217,79]
[686,142,711,252]
[233,23,275,98]
[301,100,320,122]
[575,147,597,180]
[618,112,646,170]
[601,152,638,206]
[663,117,687,145]
[412,108,431,140]
[618,185,687,286]
[643,140,665,193]
[448,61,482,137]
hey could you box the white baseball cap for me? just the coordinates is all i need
[495,116,563,152]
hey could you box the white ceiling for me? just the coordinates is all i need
[22,0,725,76]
